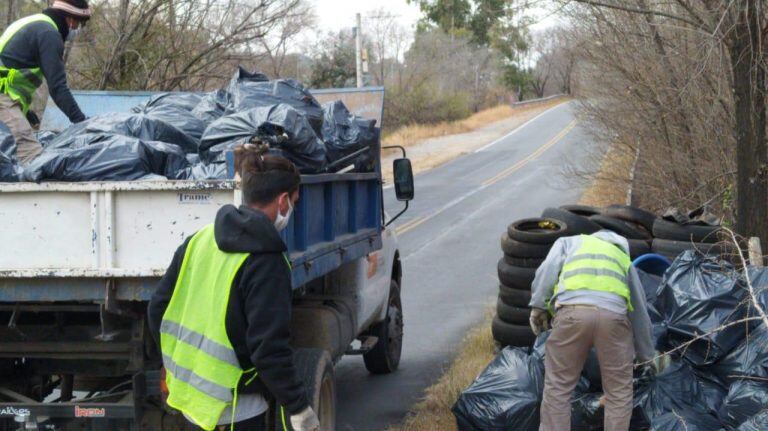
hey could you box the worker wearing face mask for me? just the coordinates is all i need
[0,0,90,163]
[148,145,320,431]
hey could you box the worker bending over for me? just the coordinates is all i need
[529,230,655,431]
[0,0,90,163]
[148,145,320,431]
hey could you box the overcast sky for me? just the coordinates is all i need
[309,0,423,33]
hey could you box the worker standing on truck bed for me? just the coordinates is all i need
[0,0,89,163]
[528,230,655,431]
[148,145,320,431]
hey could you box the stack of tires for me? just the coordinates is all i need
[492,203,726,348]
[495,218,571,348]
[650,218,728,261]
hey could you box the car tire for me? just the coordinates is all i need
[628,239,652,259]
[602,205,658,232]
[492,316,536,347]
[498,258,537,290]
[498,284,532,307]
[652,218,724,243]
[503,254,544,268]
[542,207,602,235]
[651,238,735,260]
[507,218,569,245]
[291,348,336,431]
[588,215,650,240]
[560,204,602,217]
[363,280,403,374]
[500,233,552,258]
[496,299,530,325]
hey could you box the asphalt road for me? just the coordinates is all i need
[335,102,597,430]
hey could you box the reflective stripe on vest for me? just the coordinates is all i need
[160,224,249,431]
[0,14,57,113]
[551,235,633,311]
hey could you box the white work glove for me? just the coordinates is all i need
[529,307,550,336]
[290,406,320,431]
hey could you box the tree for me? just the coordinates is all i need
[562,0,768,246]
[66,0,312,91]
[307,30,357,89]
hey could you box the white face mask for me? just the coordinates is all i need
[274,197,293,231]
[67,27,82,41]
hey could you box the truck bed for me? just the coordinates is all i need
[0,172,382,302]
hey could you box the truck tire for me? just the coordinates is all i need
[496,300,529,325]
[507,218,569,245]
[503,254,544,268]
[651,239,735,261]
[498,285,532,307]
[628,239,652,259]
[498,258,536,290]
[492,316,536,347]
[363,280,403,375]
[291,348,336,431]
[542,207,602,235]
[560,204,601,217]
[500,233,552,258]
[602,205,658,232]
[588,215,649,240]
[652,218,724,243]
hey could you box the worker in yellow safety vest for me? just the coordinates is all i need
[148,145,320,431]
[528,230,655,431]
[0,0,90,163]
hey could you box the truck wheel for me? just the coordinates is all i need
[363,280,403,375]
[292,348,336,431]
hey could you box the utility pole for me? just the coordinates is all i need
[355,12,363,88]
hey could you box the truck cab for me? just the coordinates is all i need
[0,87,413,430]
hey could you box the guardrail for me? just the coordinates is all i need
[511,93,568,108]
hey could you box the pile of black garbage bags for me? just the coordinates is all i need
[453,250,768,430]
[0,67,378,182]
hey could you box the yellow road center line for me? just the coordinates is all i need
[395,216,427,236]
[394,120,578,237]
[481,120,578,187]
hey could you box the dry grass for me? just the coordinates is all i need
[382,99,566,150]
[387,144,633,431]
[578,145,635,207]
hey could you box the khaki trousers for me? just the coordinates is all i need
[539,305,634,431]
[0,93,42,163]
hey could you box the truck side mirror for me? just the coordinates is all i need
[393,158,414,201]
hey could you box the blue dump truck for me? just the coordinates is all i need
[0,87,413,430]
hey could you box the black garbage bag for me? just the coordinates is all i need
[713,323,768,383]
[226,67,323,134]
[452,347,545,431]
[0,121,16,157]
[717,380,768,428]
[631,361,725,428]
[37,130,57,148]
[736,409,768,430]
[571,391,603,431]
[24,135,188,182]
[0,151,22,182]
[134,92,203,112]
[192,90,230,123]
[637,269,668,348]
[321,100,377,165]
[132,94,206,145]
[173,162,227,180]
[199,104,326,172]
[648,408,723,431]
[657,251,750,366]
[47,113,199,153]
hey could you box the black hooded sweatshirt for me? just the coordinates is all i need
[0,9,86,123]
[147,204,308,415]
